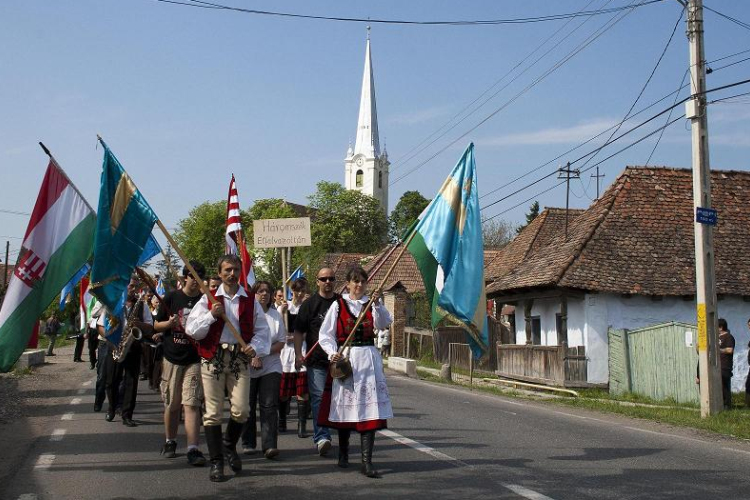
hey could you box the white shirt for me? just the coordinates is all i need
[249,306,287,378]
[97,300,154,339]
[185,284,271,357]
[319,294,392,359]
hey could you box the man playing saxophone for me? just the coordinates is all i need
[97,275,154,427]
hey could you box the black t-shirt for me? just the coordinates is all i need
[719,331,735,374]
[156,290,202,366]
[295,293,338,369]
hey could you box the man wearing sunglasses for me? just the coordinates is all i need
[294,268,338,456]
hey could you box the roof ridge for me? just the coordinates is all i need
[554,170,630,284]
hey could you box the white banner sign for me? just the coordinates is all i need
[253,217,312,248]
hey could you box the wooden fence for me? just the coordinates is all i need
[496,343,588,387]
[609,322,699,404]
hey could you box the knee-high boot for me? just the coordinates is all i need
[204,425,225,482]
[278,399,288,432]
[338,429,350,468]
[360,430,378,478]
[223,419,244,473]
[297,399,309,438]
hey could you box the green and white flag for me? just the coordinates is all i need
[0,158,95,372]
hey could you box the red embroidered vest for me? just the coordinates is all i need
[335,298,375,344]
[195,289,256,360]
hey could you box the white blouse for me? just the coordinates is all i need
[318,294,392,359]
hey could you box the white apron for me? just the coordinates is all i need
[329,345,393,422]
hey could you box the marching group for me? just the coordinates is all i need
[78,255,393,482]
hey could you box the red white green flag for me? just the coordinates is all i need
[0,158,96,372]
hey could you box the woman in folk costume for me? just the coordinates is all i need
[318,266,393,478]
[278,277,310,437]
[240,281,287,459]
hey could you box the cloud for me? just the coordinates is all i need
[388,105,453,125]
[482,118,619,146]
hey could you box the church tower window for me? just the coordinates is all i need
[356,170,364,188]
[378,170,383,189]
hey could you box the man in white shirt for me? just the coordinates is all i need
[186,254,270,483]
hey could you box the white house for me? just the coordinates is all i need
[487,167,750,390]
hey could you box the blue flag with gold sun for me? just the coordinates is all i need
[90,140,158,317]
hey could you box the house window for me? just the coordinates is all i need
[356,170,364,188]
[556,313,568,345]
[378,170,383,188]
[530,316,541,345]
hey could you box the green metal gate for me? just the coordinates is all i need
[609,322,699,404]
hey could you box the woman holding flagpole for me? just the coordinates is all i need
[317,266,393,478]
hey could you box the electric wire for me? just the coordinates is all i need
[391,1,640,186]
[645,70,689,165]
[704,4,750,32]
[154,0,665,26]
[389,0,608,172]
[0,209,31,217]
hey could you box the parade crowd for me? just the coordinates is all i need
[78,255,394,482]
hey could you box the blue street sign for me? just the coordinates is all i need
[696,207,718,226]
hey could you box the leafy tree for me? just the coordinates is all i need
[173,200,251,273]
[389,191,429,242]
[483,219,516,249]
[245,199,297,286]
[307,181,388,255]
[516,200,540,234]
[155,244,181,290]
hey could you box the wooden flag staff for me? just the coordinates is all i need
[330,229,418,379]
[155,220,251,353]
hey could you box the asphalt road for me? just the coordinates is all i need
[3,351,750,500]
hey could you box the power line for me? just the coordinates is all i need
[154,0,665,26]
[645,70,689,165]
[389,0,609,172]
[704,4,750,32]
[0,209,31,216]
[391,0,640,186]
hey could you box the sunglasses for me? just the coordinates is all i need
[317,277,335,283]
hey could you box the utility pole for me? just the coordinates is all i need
[591,166,605,200]
[3,241,8,290]
[558,162,580,240]
[686,0,722,417]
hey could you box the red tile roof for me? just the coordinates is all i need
[488,166,750,297]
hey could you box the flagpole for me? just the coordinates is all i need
[38,142,97,214]
[333,229,418,363]
[154,219,251,351]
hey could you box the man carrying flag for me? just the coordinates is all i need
[225,175,255,289]
[406,143,489,357]
[0,146,96,372]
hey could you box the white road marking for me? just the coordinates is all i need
[82,380,92,386]
[380,428,557,499]
[76,388,86,395]
[378,429,464,464]
[50,429,66,442]
[34,454,55,469]
[721,447,750,456]
[622,426,709,444]
[503,483,556,500]
[61,413,74,421]
[70,397,82,405]
[17,494,38,500]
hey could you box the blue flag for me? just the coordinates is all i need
[156,277,165,297]
[90,141,158,316]
[406,143,488,358]
[59,263,91,311]
[139,233,161,267]
[286,265,304,300]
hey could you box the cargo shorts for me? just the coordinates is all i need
[160,358,203,410]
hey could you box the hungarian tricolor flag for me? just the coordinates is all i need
[225,174,255,288]
[0,156,96,372]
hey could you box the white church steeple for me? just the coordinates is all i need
[345,28,389,214]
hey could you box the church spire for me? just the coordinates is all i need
[353,29,380,158]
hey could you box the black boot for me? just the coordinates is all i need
[360,431,378,478]
[223,419,244,473]
[297,400,309,438]
[204,425,225,482]
[278,400,288,432]
[338,429,350,468]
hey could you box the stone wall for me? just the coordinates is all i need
[384,287,407,357]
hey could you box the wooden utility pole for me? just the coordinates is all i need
[3,241,8,290]
[558,162,580,240]
[686,0,722,417]
[591,166,605,200]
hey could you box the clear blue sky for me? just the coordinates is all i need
[1,0,749,262]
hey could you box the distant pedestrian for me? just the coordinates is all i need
[44,314,61,356]
[718,318,735,410]
[377,326,391,359]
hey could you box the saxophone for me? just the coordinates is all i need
[112,296,144,363]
